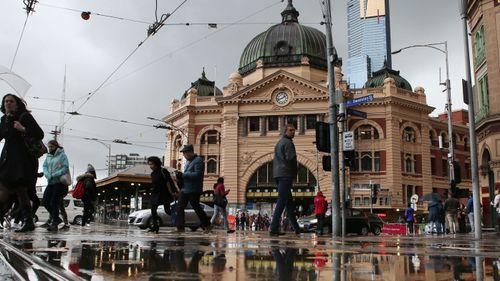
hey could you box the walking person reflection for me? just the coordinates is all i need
[272,247,298,281]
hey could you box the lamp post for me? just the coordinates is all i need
[392,41,456,189]
[84,137,111,176]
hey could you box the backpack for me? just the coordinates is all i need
[72,180,85,199]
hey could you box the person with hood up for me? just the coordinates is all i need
[42,140,70,231]
[314,191,328,235]
[77,164,97,226]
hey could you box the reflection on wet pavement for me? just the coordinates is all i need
[1,224,500,280]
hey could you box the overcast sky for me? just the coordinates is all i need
[0,0,469,184]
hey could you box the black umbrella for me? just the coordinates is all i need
[421,192,443,202]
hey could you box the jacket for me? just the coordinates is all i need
[150,167,176,205]
[43,148,69,184]
[466,197,474,214]
[404,207,414,222]
[273,136,297,178]
[444,197,460,213]
[77,173,97,201]
[214,183,229,197]
[181,154,204,194]
[314,191,327,215]
[0,111,44,185]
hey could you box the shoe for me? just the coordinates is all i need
[227,229,235,234]
[173,228,185,233]
[47,224,58,232]
[15,220,35,233]
[269,231,286,236]
[60,224,70,230]
[40,221,50,228]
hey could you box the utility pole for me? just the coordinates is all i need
[323,0,341,237]
[50,126,60,141]
[460,0,482,239]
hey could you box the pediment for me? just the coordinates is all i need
[218,70,328,106]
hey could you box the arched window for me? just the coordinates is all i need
[247,161,316,191]
[355,125,379,140]
[403,127,416,143]
[361,152,372,171]
[405,154,416,173]
[201,130,219,144]
[440,132,448,148]
[207,157,217,174]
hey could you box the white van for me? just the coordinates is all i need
[35,193,85,225]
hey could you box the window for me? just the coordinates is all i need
[429,130,435,145]
[464,137,469,151]
[354,197,361,206]
[431,157,436,175]
[440,132,448,148]
[306,115,317,130]
[363,197,370,206]
[403,127,416,143]
[474,25,486,66]
[374,152,381,172]
[355,125,379,140]
[201,130,219,144]
[361,152,372,171]
[442,159,448,177]
[405,154,415,173]
[206,156,217,174]
[249,117,260,132]
[452,134,457,148]
[268,116,279,131]
[286,115,298,129]
[476,74,489,121]
[465,162,471,179]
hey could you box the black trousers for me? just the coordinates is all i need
[151,197,171,230]
[176,192,209,229]
[316,214,325,234]
[82,198,95,225]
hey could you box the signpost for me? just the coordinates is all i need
[346,94,374,107]
[343,131,355,151]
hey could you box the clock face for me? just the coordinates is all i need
[275,91,289,105]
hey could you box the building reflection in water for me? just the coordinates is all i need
[15,239,500,281]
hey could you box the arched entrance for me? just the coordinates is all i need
[481,149,495,227]
[245,161,317,216]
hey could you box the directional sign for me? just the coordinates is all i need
[343,131,355,151]
[346,94,374,107]
[347,108,367,119]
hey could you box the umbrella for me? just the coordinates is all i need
[0,64,31,97]
[421,192,443,202]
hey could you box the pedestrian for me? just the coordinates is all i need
[405,203,415,234]
[240,211,246,230]
[175,144,211,233]
[210,177,235,233]
[428,198,441,234]
[77,164,97,226]
[313,191,327,235]
[444,193,459,234]
[466,194,475,233]
[457,203,466,233]
[147,156,178,234]
[269,124,302,236]
[0,94,44,232]
[42,140,70,231]
[491,189,500,233]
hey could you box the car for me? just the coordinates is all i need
[297,209,384,235]
[128,202,214,230]
[35,195,85,225]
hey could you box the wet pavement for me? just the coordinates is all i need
[1,223,500,280]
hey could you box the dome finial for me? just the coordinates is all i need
[202,67,206,79]
[281,0,299,23]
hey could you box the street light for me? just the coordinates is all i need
[84,137,111,176]
[392,41,456,190]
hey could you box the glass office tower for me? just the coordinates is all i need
[346,0,387,89]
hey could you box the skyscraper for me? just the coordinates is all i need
[346,0,388,88]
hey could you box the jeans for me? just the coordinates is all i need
[43,183,68,226]
[468,213,475,232]
[211,205,229,230]
[270,177,300,233]
[176,192,210,229]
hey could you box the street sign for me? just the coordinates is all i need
[346,94,374,107]
[343,131,355,151]
[347,108,367,118]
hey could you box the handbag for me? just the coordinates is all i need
[19,112,47,158]
[213,193,228,208]
[160,168,179,197]
[60,172,72,186]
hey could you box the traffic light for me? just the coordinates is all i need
[322,155,331,171]
[371,184,379,204]
[344,150,355,167]
[315,122,330,152]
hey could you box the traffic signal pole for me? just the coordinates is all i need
[323,0,341,237]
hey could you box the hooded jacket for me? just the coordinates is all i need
[43,147,69,184]
[77,172,97,201]
[314,191,328,215]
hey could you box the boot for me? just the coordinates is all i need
[15,215,35,232]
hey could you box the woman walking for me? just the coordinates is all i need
[42,140,70,231]
[211,177,235,233]
[0,94,44,232]
[147,156,177,233]
[77,164,97,226]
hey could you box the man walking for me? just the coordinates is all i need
[444,193,459,234]
[175,144,211,233]
[466,194,475,233]
[270,124,301,236]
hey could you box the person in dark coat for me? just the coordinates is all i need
[147,156,177,233]
[78,164,97,226]
[0,94,44,232]
[428,199,441,234]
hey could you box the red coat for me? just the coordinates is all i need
[314,191,328,215]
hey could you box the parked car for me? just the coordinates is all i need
[35,194,85,225]
[297,209,384,235]
[128,202,214,230]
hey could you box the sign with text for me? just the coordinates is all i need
[346,94,374,107]
[343,131,355,151]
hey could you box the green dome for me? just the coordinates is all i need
[364,64,413,91]
[182,69,223,99]
[238,0,328,75]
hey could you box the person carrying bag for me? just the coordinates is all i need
[211,177,234,233]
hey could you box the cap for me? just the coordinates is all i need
[180,144,194,152]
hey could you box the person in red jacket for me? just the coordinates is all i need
[314,191,328,235]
